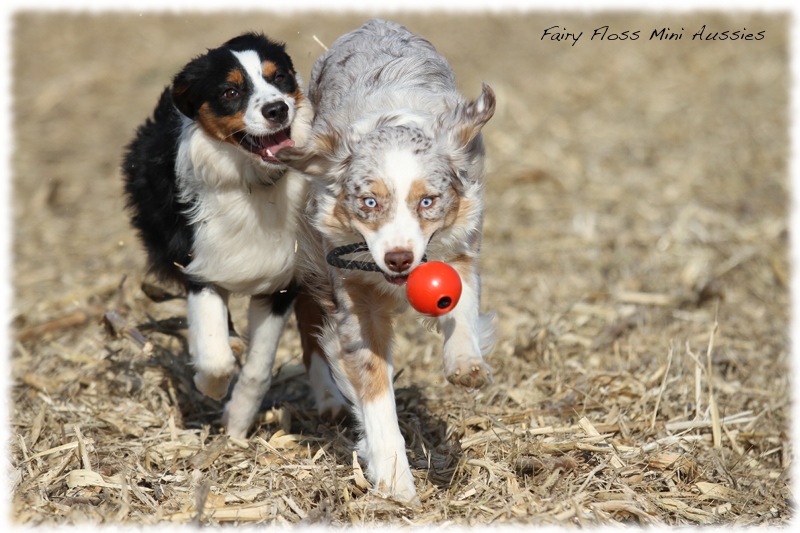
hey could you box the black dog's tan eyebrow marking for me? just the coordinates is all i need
[227,68,244,85]
[262,60,277,78]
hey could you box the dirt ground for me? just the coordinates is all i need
[8,9,792,527]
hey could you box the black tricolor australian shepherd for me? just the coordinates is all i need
[122,33,320,438]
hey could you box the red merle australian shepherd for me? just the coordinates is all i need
[277,19,497,504]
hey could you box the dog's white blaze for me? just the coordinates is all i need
[231,50,294,134]
[367,149,426,271]
[383,148,420,185]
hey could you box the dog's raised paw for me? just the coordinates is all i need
[446,360,493,390]
[194,371,233,401]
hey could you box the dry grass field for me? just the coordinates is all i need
[8,9,792,527]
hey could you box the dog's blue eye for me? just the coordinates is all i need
[420,197,434,208]
[363,197,378,209]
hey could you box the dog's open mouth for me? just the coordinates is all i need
[237,127,294,163]
[383,273,409,286]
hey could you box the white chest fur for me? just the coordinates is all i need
[176,125,307,295]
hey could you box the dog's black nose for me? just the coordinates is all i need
[262,101,288,125]
[385,250,414,273]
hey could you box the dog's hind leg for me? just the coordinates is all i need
[324,283,419,505]
[227,312,246,358]
[438,262,495,390]
[223,286,298,438]
[295,289,349,421]
[187,284,236,401]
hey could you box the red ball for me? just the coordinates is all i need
[406,261,462,316]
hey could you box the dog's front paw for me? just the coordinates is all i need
[318,397,350,423]
[372,462,420,507]
[190,334,236,400]
[194,370,234,401]
[446,358,493,390]
[379,477,421,508]
[194,372,233,400]
[313,378,350,422]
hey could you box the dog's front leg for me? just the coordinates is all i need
[187,284,236,400]
[223,287,298,438]
[325,284,418,505]
[438,263,494,390]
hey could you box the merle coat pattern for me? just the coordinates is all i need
[278,19,497,504]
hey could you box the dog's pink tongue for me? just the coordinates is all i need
[262,131,295,159]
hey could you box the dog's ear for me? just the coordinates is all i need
[171,53,214,119]
[439,83,496,149]
[171,79,197,119]
[276,126,351,178]
[448,165,471,195]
